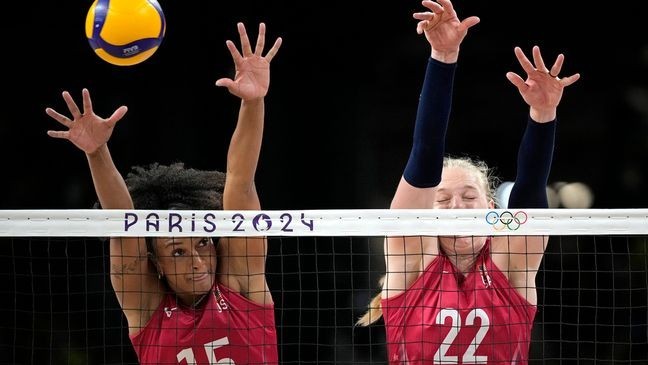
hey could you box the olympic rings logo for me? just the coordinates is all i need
[485,210,528,231]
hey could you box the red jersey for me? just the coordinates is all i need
[382,240,537,365]
[130,283,277,365]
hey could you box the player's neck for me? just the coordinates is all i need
[175,291,209,309]
[190,292,209,308]
[447,253,479,275]
[440,237,488,274]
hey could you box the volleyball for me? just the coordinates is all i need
[558,182,594,209]
[85,0,166,66]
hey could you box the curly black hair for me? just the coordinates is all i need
[119,162,226,272]
[125,162,226,210]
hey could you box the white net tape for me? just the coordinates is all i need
[0,209,646,237]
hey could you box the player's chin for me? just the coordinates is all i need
[190,280,213,295]
[187,274,213,293]
[440,235,481,242]
[448,236,486,250]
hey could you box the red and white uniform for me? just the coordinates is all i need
[131,283,277,364]
[382,240,536,365]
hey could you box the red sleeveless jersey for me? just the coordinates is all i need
[381,240,537,365]
[130,283,277,364]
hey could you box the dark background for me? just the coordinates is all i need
[1,0,647,210]
[1,1,647,364]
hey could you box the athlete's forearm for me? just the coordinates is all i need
[223,98,264,210]
[508,115,556,208]
[86,145,134,209]
[403,58,457,188]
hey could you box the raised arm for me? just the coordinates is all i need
[393,0,480,208]
[507,45,581,209]
[45,90,161,332]
[385,0,479,296]
[215,22,282,304]
[500,46,580,302]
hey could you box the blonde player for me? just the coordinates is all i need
[357,1,580,363]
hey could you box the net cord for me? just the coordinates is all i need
[0,209,646,237]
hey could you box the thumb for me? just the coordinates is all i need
[461,16,480,30]
[215,78,235,88]
[505,72,526,90]
[107,106,128,127]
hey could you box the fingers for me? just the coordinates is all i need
[225,40,243,64]
[44,107,73,128]
[560,73,581,87]
[421,0,444,13]
[513,46,536,75]
[416,20,426,34]
[505,71,527,91]
[230,22,281,62]
[82,88,93,116]
[237,22,253,57]
[62,91,82,119]
[412,11,437,21]
[517,46,578,83]
[46,130,70,140]
[215,78,241,97]
[415,0,478,34]
[215,78,235,89]
[254,23,266,56]
[549,53,564,78]
[107,106,128,127]
[459,16,480,31]
[532,45,548,72]
[46,89,127,137]
[414,14,442,34]
[435,0,454,13]
[414,0,444,34]
[264,37,282,63]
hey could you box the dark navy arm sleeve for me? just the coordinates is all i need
[403,58,457,188]
[508,115,557,208]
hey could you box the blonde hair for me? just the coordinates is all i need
[443,155,497,203]
[356,276,385,326]
[357,156,498,326]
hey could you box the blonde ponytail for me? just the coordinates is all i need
[356,275,385,326]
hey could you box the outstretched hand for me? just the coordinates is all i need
[413,0,480,61]
[216,22,282,100]
[506,46,580,122]
[45,88,127,154]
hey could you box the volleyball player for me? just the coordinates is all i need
[45,22,282,364]
[357,1,580,363]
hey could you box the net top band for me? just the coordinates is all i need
[0,209,646,237]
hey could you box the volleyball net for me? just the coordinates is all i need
[1,209,647,364]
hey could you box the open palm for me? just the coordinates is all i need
[413,0,480,53]
[506,46,580,113]
[45,88,127,154]
[216,22,282,100]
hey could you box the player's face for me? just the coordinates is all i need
[433,167,492,209]
[436,166,493,255]
[154,237,217,300]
